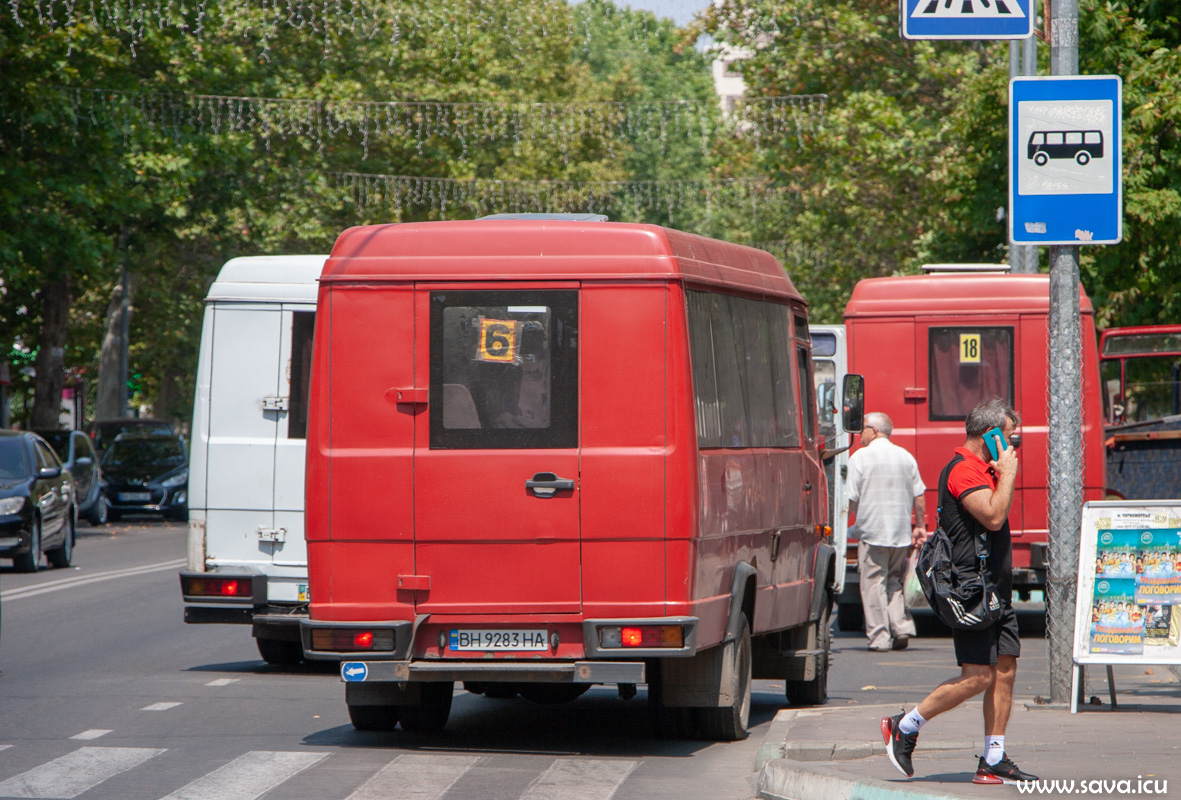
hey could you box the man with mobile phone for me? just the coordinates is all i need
[880,397,1038,785]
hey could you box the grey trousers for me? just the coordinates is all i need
[858,540,917,649]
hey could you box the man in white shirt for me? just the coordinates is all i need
[847,412,927,652]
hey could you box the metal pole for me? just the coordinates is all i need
[1046,0,1082,706]
[118,267,130,418]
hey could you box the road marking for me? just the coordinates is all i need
[0,746,165,799]
[158,751,329,800]
[519,758,640,800]
[205,679,239,687]
[142,702,183,711]
[0,745,11,752]
[68,730,112,741]
[0,559,187,602]
[344,754,480,800]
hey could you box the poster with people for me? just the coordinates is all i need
[1076,502,1181,666]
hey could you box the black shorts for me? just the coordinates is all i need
[952,606,1021,666]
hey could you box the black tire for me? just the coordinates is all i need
[87,496,109,526]
[256,637,303,665]
[399,682,454,733]
[697,617,752,742]
[14,517,41,573]
[481,683,519,699]
[1034,151,1049,166]
[348,702,400,731]
[1076,151,1090,165]
[786,595,831,707]
[837,601,864,632]
[47,513,75,568]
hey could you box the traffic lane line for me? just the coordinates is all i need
[0,559,186,602]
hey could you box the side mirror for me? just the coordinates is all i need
[841,374,865,434]
[38,466,62,479]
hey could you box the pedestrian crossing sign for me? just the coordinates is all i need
[901,0,1035,40]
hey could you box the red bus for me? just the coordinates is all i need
[299,217,858,740]
[1099,324,1181,500]
[839,269,1105,617]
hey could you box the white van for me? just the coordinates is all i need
[809,324,854,628]
[179,256,326,664]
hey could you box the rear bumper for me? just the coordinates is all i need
[181,569,309,639]
[340,659,646,685]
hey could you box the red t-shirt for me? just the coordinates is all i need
[948,446,996,501]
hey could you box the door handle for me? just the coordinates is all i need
[526,472,576,498]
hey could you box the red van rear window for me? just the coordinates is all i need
[928,326,1014,420]
[429,290,578,449]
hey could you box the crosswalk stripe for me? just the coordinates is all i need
[68,731,111,741]
[0,746,165,799]
[518,758,640,800]
[205,679,239,687]
[142,702,183,711]
[344,754,480,800]
[158,751,329,800]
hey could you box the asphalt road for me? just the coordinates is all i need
[0,522,1061,800]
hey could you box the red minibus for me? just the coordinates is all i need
[841,269,1105,609]
[1099,324,1181,500]
[300,217,859,741]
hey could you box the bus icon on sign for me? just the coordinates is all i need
[1027,130,1104,166]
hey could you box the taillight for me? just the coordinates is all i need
[599,625,685,649]
[182,576,251,599]
[310,629,395,652]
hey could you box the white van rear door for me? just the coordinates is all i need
[205,305,280,567]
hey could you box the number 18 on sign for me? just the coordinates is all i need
[1009,75,1123,245]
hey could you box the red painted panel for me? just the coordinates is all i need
[309,541,415,621]
[327,286,415,543]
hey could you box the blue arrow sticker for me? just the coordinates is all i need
[341,662,368,682]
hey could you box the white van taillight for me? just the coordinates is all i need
[599,625,684,649]
[182,576,251,599]
[310,629,395,652]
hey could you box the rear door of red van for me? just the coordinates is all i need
[412,286,582,619]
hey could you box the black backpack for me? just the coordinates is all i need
[916,455,1003,631]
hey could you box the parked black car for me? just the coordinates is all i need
[0,430,77,572]
[99,435,189,521]
[88,417,176,454]
[35,429,108,526]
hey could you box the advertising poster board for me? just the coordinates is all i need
[1075,501,1181,668]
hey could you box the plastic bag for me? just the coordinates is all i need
[903,550,926,609]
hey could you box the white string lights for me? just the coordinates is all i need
[329,171,794,223]
[9,0,689,56]
[61,88,827,158]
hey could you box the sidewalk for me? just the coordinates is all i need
[754,669,1181,800]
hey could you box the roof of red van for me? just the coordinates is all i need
[322,221,803,302]
[844,273,1093,317]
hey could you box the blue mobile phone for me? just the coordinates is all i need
[983,427,1008,461]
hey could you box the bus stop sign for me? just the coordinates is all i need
[1009,75,1123,246]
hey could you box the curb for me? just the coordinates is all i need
[753,708,987,800]
[757,760,968,800]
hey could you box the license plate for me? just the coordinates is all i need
[449,629,548,651]
[118,492,151,502]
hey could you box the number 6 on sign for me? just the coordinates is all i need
[960,333,981,364]
[477,317,522,364]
